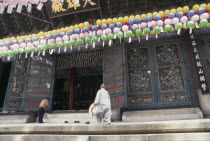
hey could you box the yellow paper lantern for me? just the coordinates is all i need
[79,23,84,28]
[164,10,170,17]
[159,11,164,17]
[70,26,75,30]
[102,19,107,24]
[49,31,53,35]
[56,29,61,34]
[84,22,89,27]
[113,18,118,24]
[206,23,210,28]
[135,15,141,19]
[64,27,69,32]
[200,4,206,9]
[193,4,199,11]
[177,7,182,12]
[152,12,158,18]
[131,34,135,38]
[118,17,123,22]
[107,18,113,24]
[207,3,210,10]
[123,16,129,22]
[142,33,146,36]
[150,31,155,35]
[129,15,135,20]
[96,20,102,25]
[170,27,175,32]
[147,13,152,17]
[141,14,146,20]
[182,6,189,13]
[74,24,79,29]
[171,9,177,14]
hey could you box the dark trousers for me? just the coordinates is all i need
[38,107,45,123]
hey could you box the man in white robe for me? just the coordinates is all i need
[94,84,112,124]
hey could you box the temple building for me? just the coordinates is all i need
[0,0,210,121]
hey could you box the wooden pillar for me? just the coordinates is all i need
[69,69,75,110]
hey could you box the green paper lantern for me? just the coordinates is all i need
[42,45,48,50]
[77,39,84,45]
[85,37,91,43]
[187,21,195,28]
[126,30,133,37]
[70,40,76,46]
[153,26,161,33]
[64,41,70,47]
[175,23,183,30]
[31,47,36,52]
[143,28,150,34]
[57,42,63,48]
[135,29,142,36]
[49,43,56,49]
[107,34,114,40]
[101,35,107,41]
[164,25,172,32]
[117,32,123,39]
[92,36,98,42]
[200,19,208,27]
[24,48,31,53]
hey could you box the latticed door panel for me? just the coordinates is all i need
[3,56,28,111]
[24,56,55,111]
[126,41,191,108]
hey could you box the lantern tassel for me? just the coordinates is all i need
[189,28,192,34]
[183,23,186,28]
[43,50,46,56]
[124,31,127,38]
[64,47,67,52]
[86,43,88,49]
[19,53,21,58]
[7,56,11,61]
[78,46,80,50]
[98,37,100,42]
[30,52,34,57]
[146,34,149,40]
[138,37,140,42]
[114,34,116,39]
[58,48,60,53]
[160,27,163,32]
[93,42,95,48]
[103,41,105,47]
[195,22,199,28]
[38,51,40,56]
[71,46,72,50]
[129,37,131,43]
[156,33,158,39]
[120,38,121,43]
[25,53,27,58]
[109,40,112,46]
[177,29,181,35]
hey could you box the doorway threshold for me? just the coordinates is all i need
[50,110,88,114]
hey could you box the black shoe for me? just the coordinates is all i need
[65,121,69,123]
[39,122,45,123]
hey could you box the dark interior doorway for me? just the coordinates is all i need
[0,62,12,109]
[53,50,103,111]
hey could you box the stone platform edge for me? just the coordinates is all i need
[0,119,210,135]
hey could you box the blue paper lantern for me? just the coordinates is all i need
[176,12,183,18]
[46,34,53,39]
[92,25,98,31]
[32,37,38,41]
[128,19,135,25]
[197,7,205,14]
[145,16,152,22]
[60,32,65,37]
[75,29,81,34]
[83,27,89,32]
[0,42,4,47]
[39,36,45,40]
[135,18,142,24]
[109,24,115,29]
[25,38,31,43]
[188,10,194,17]
[53,33,59,38]
[12,40,17,44]
[4,41,10,46]
[18,40,24,44]
[154,14,162,21]
[67,30,74,35]
[101,24,107,30]
[168,13,175,19]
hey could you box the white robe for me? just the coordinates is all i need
[94,88,112,123]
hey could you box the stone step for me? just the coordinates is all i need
[42,113,94,123]
[1,119,210,134]
[0,114,36,124]
[122,108,203,122]
[0,133,210,141]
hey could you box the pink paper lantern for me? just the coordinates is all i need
[150,21,157,27]
[191,15,199,22]
[105,28,112,34]
[113,27,120,34]
[172,17,179,24]
[88,32,94,38]
[157,20,163,27]
[3,46,8,51]
[40,40,46,45]
[27,42,33,48]
[79,33,85,39]
[132,24,139,30]
[56,37,62,42]
[164,19,172,25]
[71,34,78,40]
[140,22,147,29]
[40,0,48,2]
[180,16,188,23]
[20,43,26,48]
[122,25,129,31]
[28,0,36,4]
[14,44,20,49]
[200,13,209,19]
[97,30,103,37]
[33,41,40,46]
[63,35,69,41]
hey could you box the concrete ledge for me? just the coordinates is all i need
[1,133,210,141]
[0,119,210,135]
[122,108,203,122]
[0,114,36,124]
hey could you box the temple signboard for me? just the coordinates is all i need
[189,31,209,94]
[46,0,100,18]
